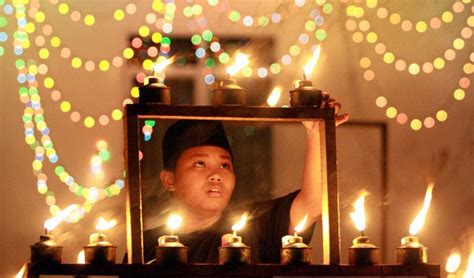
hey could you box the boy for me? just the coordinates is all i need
[143,103,348,263]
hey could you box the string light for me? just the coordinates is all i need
[345,6,473,75]
[44,0,138,25]
[374,67,472,130]
[12,1,125,222]
[371,1,469,33]
[3,0,472,222]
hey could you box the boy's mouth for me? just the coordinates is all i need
[207,187,222,197]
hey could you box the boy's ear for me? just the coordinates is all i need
[160,170,175,192]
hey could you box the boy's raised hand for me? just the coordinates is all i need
[302,98,349,133]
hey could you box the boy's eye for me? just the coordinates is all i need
[194,161,205,167]
[220,163,232,170]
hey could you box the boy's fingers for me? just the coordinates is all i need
[335,113,349,126]
[333,102,341,114]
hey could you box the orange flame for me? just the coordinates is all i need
[232,212,249,232]
[303,45,321,78]
[167,214,183,231]
[463,252,474,278]
[446,252,461,273]
[266,86,283,107]
[350,193,367,232]
[96,217,117,231]
[409,184,434,236]
[44,204,78,232]
[226,52,249,76]
[294,214,308,234]
[14,263,27,278]
[153,56,175,73]
[77,250,85,264]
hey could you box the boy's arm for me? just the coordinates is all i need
[289,100,349,233]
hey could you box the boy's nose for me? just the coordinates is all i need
[208,173,222,182]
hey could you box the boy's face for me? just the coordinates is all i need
[163,146,235,215]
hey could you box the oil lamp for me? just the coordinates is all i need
[213,52,248,106]
[397,184,434,264]
[139,56,174,104]
[155,214,188,265]
[289,45,329,107]
[280,214,312,265]
[83,217,117,264]
[219,212,251,265]
[445,252,461,278]
[30,205,77,265]
[348,193,380,265]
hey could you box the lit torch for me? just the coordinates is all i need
[139,56,175,104]
[397,183,434,265]
[30,205,77,265]
[83,217,117,264]
[213,52,249,105]
[348,193,380,265]
[155,214,188,265]
[281,214,312,265]
[219,212,251,264]
[289,45,328,107]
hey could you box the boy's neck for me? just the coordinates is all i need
[180,210,222,234]
[169,202,222,234]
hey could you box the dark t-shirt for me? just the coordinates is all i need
[143,190,314,264]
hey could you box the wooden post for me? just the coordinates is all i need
[124,105,144,264]
[320,117,340,264]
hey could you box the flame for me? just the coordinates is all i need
[226,52,249,76]
[266,86,283,107]
[463,252,474,278]
[232,212,249,232]
[14,263,27,278]
[409,183,434,236]
[303,45,321,78]
[77,250,86,264]
[96,217,117,231]
[44,204,79,232]
[446,252,462,273]
[350,193,367,232]
[294,214,308,233]
[153,56,175,73]
[167,214,183,231]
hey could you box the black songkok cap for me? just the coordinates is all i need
[162,120,232,170]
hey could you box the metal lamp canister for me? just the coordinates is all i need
[219,233,251,265]
[213,79,246,106]
[155,235,188,265]
[30,234,63,265]
[280,235,312,265]
[280,215,312,265]
[83,232,117,264]
[289,80,329,107]
[397,184,434,265]
[397,235,427,264]
[348,235,380,265]
[155,214,188,265]
[139,76,171,104]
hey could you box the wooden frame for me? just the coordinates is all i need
[26,104,440,277]
[123,104,340,264]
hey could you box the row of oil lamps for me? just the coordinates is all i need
[30,185,434,266]
[139,49,330,107]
